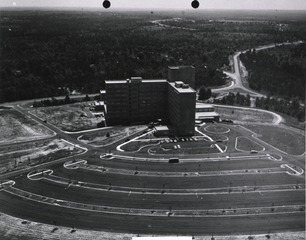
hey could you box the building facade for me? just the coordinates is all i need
[168,82,196,136]
[105,67,196,136]
[105,78,167,125]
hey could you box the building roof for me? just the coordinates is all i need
[168,82,196,93]
[105,80,127,84]
[196,102,214,108]
[142,79,167,83]
[94,101,105,106]
[168,66,195,70]
[155,125,170,131]
[105,79,168,84]
[195,111,220,119]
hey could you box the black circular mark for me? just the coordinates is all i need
[102,0,111,9]
[191,0,200,9]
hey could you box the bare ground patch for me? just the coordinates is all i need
[30,103,103,132]
[78,125,147,146]
[0,109,54,144]
[0,139,83,174]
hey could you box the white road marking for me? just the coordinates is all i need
[281,164,304,176]
[64,159,87,169]
[0,180,15,191]
[27,169,53,180]
[43,176,304,196]
[195,128,224,153]
[5,187,305,218]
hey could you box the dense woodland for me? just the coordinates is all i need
[240,44,305,101]
[0,10,306,103]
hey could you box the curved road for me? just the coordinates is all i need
[212,41,304,97]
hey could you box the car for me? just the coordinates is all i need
[168,158,179,163]
[101,153,113,159]
[221,119,233,124]
[250,150,258,154]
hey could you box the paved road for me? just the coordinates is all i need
[0,95,304,236]
[213,104,284,125]
[0,189,304,235]
[212,41,304,98]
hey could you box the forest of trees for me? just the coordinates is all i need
[240,44,305,101]
[1,10,306,103]
[213,92,251,106]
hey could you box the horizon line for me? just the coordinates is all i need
[1,6,306,11]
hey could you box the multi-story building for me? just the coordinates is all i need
[105,67,196,136]
[168,81,196,136]
[105,77,167,125]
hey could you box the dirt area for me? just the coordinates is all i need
[0,213,303,240]
[78,125,147,146]
[30,103,103,132]
[0,109,54,144]
[0,139,83,174]
[235,137,265,152]
[245,125,305,155]
[214,106,275,124]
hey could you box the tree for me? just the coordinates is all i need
[83,94,91,101]
[198,86,212,100]
[64,95,71,104]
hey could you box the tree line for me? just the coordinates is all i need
[240,44,305,101]
[1,10,305,103]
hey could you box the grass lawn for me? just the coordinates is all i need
[214,106,275,123]
[0,109,54,144]
[204,125,230,134]
[149,140,222,155]
[245,125,305,155]
[121,140,160,152]
[235,136,265,152]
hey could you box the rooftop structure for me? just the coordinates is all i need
[168,66,196,89]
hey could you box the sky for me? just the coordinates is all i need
[1,0,306,10]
